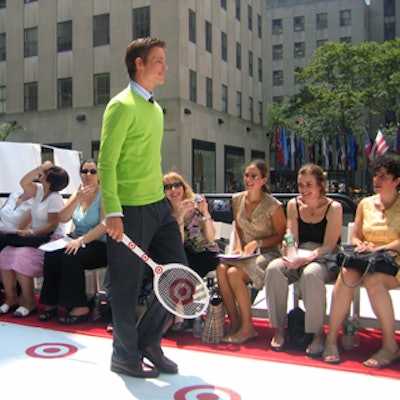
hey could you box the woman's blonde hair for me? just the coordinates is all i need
[162,171,195,200]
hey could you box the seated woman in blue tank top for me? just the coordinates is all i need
[38,159,107,325]
[265,163,343,357]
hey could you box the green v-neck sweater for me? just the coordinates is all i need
[98,87,165,214]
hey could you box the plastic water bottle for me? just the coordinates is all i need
[284,229,297,261]
[352,314,361,347]
[192,316,203,338]
[341,316,355,350]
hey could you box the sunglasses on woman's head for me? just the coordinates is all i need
[81,169,97,175]
[164,182,183,190]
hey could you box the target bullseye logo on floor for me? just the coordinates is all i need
[174,385,241,400]
[26,342,78,358]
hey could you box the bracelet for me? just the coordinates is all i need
[202,216,212,222]
[80,237,86,248]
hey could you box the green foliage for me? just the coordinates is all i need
[275,39,400,139]
[0,122,26,141]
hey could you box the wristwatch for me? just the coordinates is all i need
[80,237,86,248]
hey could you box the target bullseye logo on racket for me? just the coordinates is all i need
[120,233,209,318]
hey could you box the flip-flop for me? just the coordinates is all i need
[363,347,400,369]
[322,343,341,364]
[12,306,37,318]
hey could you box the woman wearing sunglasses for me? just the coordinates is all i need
[38,159,107,324]
[163,171,221,332]
[217,159,286,344]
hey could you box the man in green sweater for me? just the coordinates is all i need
[98,37,187,379]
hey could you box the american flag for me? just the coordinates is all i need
[370,130,389,160]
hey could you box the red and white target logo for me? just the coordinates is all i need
[127,241,136,250]
[26,342,78,359]
[155,265,163,274]
[141,254,149,262]
[174,385,241,399]
[170,278,195,305]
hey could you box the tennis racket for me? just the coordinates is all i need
[120,232,210,319]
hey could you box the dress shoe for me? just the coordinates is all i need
[110,360,159,379]
[139,345,178,374]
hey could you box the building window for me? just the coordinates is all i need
[384,0,395,17]
[294,16,305,32]
[221,0,227,10]
[132,7,150,39]
[384,22,396,41]
[57,78,72,108]
[272,44,283,60]
[221,32,227,61]
[205,21,212,53]
[24,27,37,57]
[340,37,352,44]
[222,84,228,113]
[206,77,212,108]
[235,0,241,21]
[0,33,5,61]
[294,42,305,58]
[252,149,265,160]
[273,70,283,86]
[94,73,110,105]
[193,139,216,193]
[93,14,109,47]
[189,69,197,102]
[236,91,242,118]
[316,13,327,30]
[225,145,245,193]
[57,21,72,52]
[249,96,253,122]
[0,86,6,114]
[0,1,5,9]
[257,14,261,38]
[236,42,241,70]
[339,10,351,27]
[273,96,284,104]
[24,82,37,111]
[258,101,263,125]
[91,140,100,160]
[317,39,327,48]
[248,5,252,31]
[248,51,253,77]
[189,9,196,44]
[258,58,262,82]
[272,19,282,35]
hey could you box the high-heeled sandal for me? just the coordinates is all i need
[38,307,58,321]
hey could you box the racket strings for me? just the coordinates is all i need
[158,267,209,317]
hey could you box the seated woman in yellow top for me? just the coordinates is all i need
[324,153,400,369]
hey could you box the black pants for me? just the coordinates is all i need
[108,198,187,365]
[39,241,107,308]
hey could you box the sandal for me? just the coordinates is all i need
[59,312,90,325]
[171,321,187,332]
[322,343,341,364]
[363,347,400,369]
[0,303,18,315]
[12,306,37,318]
[38,307,58,322]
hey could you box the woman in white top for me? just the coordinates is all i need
[0,192,34,235]
[0,161,69,317]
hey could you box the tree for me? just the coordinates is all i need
[0,122,25,141]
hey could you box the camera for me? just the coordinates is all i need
[193,194,202,204]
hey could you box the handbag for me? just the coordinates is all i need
[337,244,400,287]
[0,233,51,249]
[201,288,226,343]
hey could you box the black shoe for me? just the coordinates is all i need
[139,345,178,374]
[38,307,58,321]
[59,312,90,325]
[111,360,159,379]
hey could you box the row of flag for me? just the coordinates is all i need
[274,125,399,171]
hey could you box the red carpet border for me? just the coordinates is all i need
[1,309,399,380]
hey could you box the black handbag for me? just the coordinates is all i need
[337,244,400,287]
[0,233,51,249]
